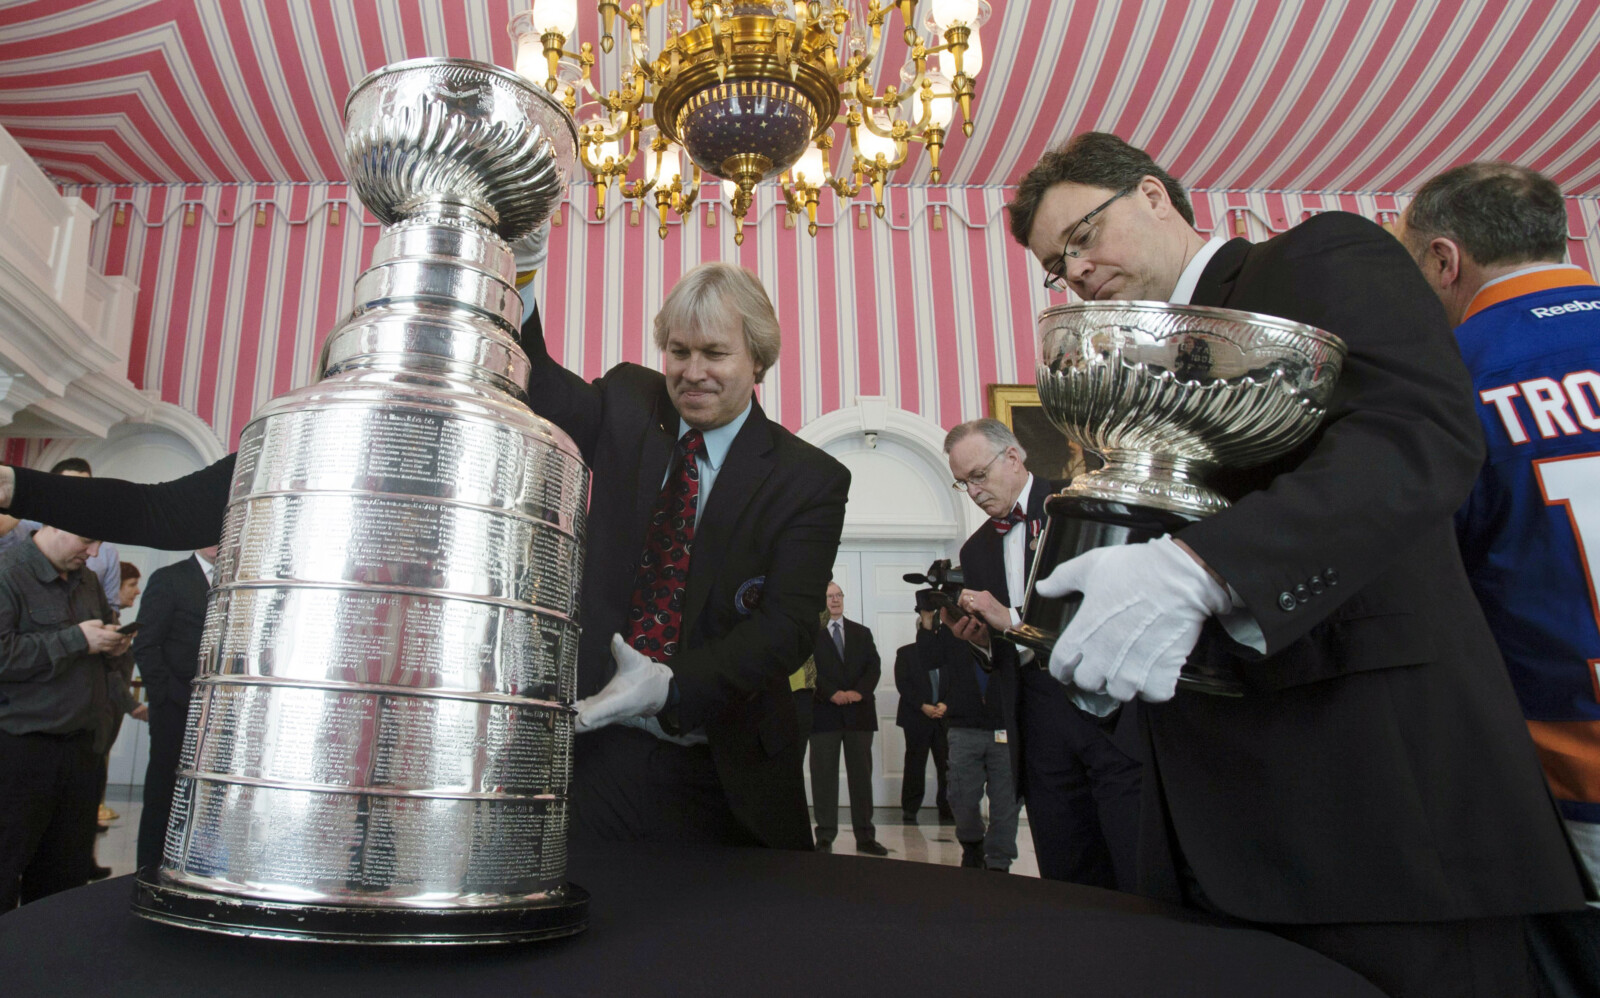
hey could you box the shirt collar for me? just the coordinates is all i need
[22,537,67,584]
[1006,474,1037,519]
[1463,263,1597,321]
[679,399,753,473]
[1170,236,1229,305]
[194,552,215,585]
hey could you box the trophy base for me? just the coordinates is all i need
[1013,493,1244,697]
[131,869,590,945]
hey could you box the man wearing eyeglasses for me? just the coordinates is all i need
[942,418,1142,890]
[1004,132,1586,997]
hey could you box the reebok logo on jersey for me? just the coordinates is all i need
[1531,299,1600,318]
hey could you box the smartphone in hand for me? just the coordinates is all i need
[116,621,141,636]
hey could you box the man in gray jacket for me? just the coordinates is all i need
[0,523,132,909]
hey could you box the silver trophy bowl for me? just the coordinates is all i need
[1012,302,1345,698]
[1036,301,1347,516]
[132,58,591,944]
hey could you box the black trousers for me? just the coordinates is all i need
[808,729,875,843]
[1018,668,1142,890]
[0,730,100,910]
[138,698,188,870]
[899,717,948,815]
[570,725,759,846]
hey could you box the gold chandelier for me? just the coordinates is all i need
[509,0,988,243]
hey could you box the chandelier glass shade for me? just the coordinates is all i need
[509,0,987,243]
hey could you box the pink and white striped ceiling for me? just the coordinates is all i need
[3,0,1599,194]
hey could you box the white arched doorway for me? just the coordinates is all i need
[797,399,982,809]
[36,403,224,791]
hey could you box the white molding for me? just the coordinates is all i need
[35,399,226,471]
[0,123,143,439]
[798,398,988,543]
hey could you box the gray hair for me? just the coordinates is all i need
[653,262,782,381]
[1405,162,1568,266]
[944,418,1026,460]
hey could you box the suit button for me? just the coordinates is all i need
[1325,568,1338,586]
[1278,592,1297,612]
[1309,576,1325,594]
[1294,583,1311,601]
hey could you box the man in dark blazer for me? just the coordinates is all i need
[131,546,215,870]
[943,420,1141,889]
[808,582,888,855]
[524,262,850,851]
[1006,131,1587,997]
[893,609,950,822]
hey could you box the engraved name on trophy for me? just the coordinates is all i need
[131,58,590,943]
[1007,301,1346,696]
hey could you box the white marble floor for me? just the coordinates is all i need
[97,789,1039,878]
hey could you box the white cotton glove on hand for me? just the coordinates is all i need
[1033,537,1232,703]
[510,222,551,276]
[573,635,674,733]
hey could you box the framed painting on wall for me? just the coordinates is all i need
[987,383,1091,485]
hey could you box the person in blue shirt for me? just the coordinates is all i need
[1400,161,1600,997]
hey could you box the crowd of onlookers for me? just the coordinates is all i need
[0,457,211,910]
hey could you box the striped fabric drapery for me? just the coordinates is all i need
[50,180,1600,449]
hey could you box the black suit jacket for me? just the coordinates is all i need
[811,618,879,732]
[132,556,210,708]
[953,481,1055,773]
[521,308,850,850]
[893,639,936,730]
[1146,212,1585,922]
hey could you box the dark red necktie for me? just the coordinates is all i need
[625,430,704,663]
[992,503,1026,535]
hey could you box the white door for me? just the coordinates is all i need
[810,543,944,807]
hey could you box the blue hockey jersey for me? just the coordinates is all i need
[1453,265,1600,824]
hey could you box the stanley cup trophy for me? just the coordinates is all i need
[130,58,591,943]
[1007,302,1347,696]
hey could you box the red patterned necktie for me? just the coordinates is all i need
[992,503,1026,535]
[625,429,704,663]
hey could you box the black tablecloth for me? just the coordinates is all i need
[0,842,1382,997]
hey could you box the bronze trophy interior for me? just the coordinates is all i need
[1006,301,1346,697]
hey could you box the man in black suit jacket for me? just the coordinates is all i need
[1006,131,1586,996]
[944,421,1141,888]
[526,262,850,850]
[893,610,950,822]
[131,547,215,870]
[808,582,887,855]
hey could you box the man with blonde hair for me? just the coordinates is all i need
[525,261,851,848]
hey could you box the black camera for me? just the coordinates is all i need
[903,558,965,615]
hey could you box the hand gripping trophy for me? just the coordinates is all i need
[131,58,591,944]
[1007,301,1346,696]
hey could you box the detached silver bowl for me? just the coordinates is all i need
[1036,301,1347,516]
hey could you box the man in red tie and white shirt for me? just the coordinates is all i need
[528,262,852,849]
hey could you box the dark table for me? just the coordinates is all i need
[1,842,1382,997]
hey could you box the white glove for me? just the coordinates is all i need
[1034,537,1232,703]
[573,634,674,733]
[511,222,550,276]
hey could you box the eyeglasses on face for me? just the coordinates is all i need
[1041,184,1138,292]
[952,449,1008,492]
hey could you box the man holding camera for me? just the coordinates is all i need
[914,595,1019,870]
[943,418,1142,889]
